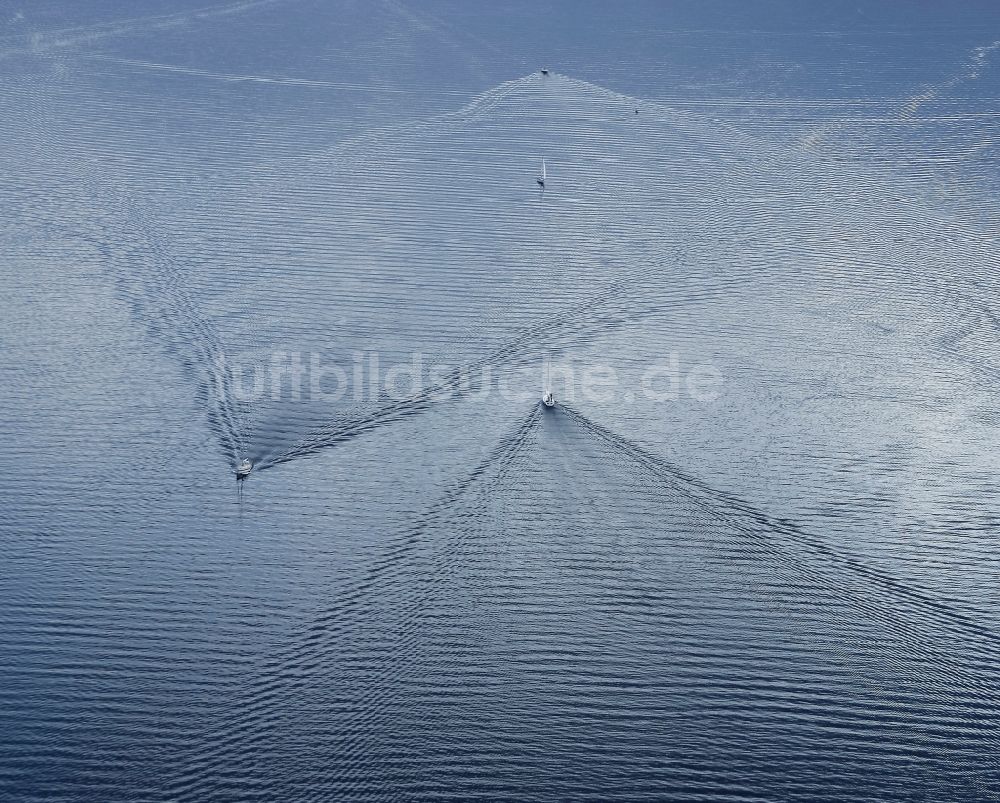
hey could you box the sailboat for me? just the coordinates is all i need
[236,458,253,480]
[536,158,546,188]
[542,391,556,408]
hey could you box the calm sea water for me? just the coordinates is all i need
[2,1,1000,800]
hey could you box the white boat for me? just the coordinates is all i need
[536,158,546,188]
[236,458,253,479]
[542,391,556,408]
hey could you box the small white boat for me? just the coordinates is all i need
[236,458,253,479]
[536,158,546,188]
[542,391,556,408]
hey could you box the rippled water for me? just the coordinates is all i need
[2,1,1000,800]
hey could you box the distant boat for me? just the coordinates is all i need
[542,391,556,408]
[536,158,546,188]
[540,68,549,75]
[236,458,253,480]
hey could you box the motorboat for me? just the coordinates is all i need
[542,391,556,408]
[236,458,253,480]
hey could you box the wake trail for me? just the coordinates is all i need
[82,55,485,96]
[251,69,997,473]
[260,247,719,470]
[0,0,290,60]
[802,37,1000,149]
[14,87,256,468]
[169,404,542,799]
[297,405,541,801]
[80,195,254,467]
[560,404,1000,667]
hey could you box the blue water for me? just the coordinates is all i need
[2,2,1000,800]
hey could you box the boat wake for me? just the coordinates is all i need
[560,403,1000,669]
[168,404,542,798]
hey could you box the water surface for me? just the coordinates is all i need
[2,1,1000,800]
